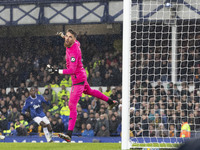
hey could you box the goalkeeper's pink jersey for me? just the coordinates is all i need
[63,40,87,85]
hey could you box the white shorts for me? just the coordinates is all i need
[33,116,50,125]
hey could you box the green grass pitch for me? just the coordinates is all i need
[132,143,180,149]
[0,143,121,150]
[0,143,181,150]
[0,143,179,150]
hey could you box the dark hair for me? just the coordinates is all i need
[30,87,36,91]
[66,28,77,38]
[182,118,187,122]
[101,124,106,127]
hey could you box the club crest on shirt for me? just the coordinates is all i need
[71,57,76,62]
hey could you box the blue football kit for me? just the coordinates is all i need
[22,95,49,118]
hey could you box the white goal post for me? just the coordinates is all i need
[122,0,200,149]
[122,0,131,149]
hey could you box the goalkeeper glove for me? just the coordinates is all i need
[56,32,65,38]
[46,64,58,74]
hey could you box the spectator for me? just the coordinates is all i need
[43,89,52,102]
[97,124,110,137]
[110,88,117,101]
[90,98,100,112]
[27,124,36,135]
[103,86,112,97]
[90,72,102,86]
[15,121,28,136]
[57,118,65,132]
[45,85,57,105]
[160,109,168,128]
[42,89,52,112]
[81,123,86,133]
[135,123,143,137]
[7,107,20,122]
[1,107,8,118]
[7,87,17,99]
[109,114,119,135]
[169,124,177,137]
[180,119,191,138]
[16,115,29,129]
[82,112,88,125]
[17,83,28,99]
[54,113,61,120]
[0,114,8,132]
[7,104,13,115]
[141,114,149,136]
[148,109,155,123]
[155,123,168,137]
[0,100,6,110]
[48,103,59,116]
[149,124,155,137]
[99,105,106,115]
[60,75,72,88]
[82,123,94,137]
[51,118,59,133]
[95,112,100,121]
[94,114,109,135]
[153,113,161,128]
[74,106,83,134]
[57,85,70,108]
[59,101,70,131]
[86,112,96,130]
[0,89,7,99]
[3,126,17,136]
[102,72,112,86]
[79,95,91,113]
[60,101,70,118]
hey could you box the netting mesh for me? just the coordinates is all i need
[130,0,200,148]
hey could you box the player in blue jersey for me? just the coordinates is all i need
[22,87,53,142]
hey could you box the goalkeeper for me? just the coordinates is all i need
[46,29,118,142]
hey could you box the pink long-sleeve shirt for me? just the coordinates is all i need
[62,40,87,85]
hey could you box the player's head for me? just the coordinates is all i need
[30,87,36,97]
[182,118,187,124]
[67,29,77,38]
[64,28,77,48]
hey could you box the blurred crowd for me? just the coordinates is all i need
[0,84,123,137]
[131,20,200,84]
[0,33,123,137]
[129,20,200,138]
[0,20,200,138]
[130,80,200,138]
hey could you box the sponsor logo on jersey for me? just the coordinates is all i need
[33,104,40,109]
[71,57,75,62]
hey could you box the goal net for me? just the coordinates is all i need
[122,0,200,149]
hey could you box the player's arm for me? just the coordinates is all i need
[21,100,29,115]
[59,52,78,75]
[46,50,78,75]
[41,95,50,105]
